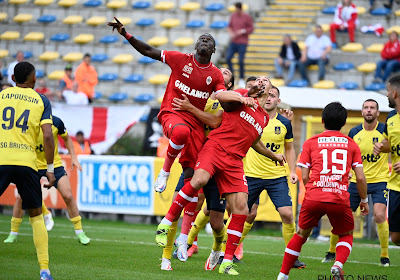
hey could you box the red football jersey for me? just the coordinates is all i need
[298,130,363,205]
[159,50,226,128]
[207,99,269,159]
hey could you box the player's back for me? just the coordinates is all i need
[0,87,51,170]
[298,130,363,205]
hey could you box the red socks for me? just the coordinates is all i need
[165,182,198,222]
[224,214,247,261]
[280,233,307,275]
[162,125,190,172]
[181,196,198,235]
[335,234,353,267]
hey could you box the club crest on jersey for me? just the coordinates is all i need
[212,102,219,109]
[275,127,281,134]
[206,76,212,85]
[373,137,379,144]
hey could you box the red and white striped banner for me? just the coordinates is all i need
[52,104,150,154]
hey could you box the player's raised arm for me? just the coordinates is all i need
[251,137,286,166]
[353,166,369,215]
[107,17,161,61]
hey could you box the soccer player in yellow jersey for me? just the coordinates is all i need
[321,99,390,266]
[4,115,91,245]
[374,75,400,247]
[238,85,306,268]
[0,62,55,280]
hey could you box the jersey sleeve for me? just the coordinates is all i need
[39,94,53,126]
[160,50,185,66]
[351,140,363,168]
[298,140,311,168]
[283,119,293,142]
[53,116,68,137]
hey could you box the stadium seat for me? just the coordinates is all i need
[48,70,64,80]
[180,2,200,12]
[37,15,57,23]
[136,18,155,27]
[134,93,154,103]
[39,51,60,61]
[317,24,330,33]
[1,69,7,77]
[186,20,204,28]
[148,36,168,47]
[13,14,33,23]
[322,6,335,14]
[366,43,384,53]
[160,19,180,29]
[0,13,7,22]
[287,80,308,87]
[357,62,376,73]
[124,74,144,82]
[0,31,20,40]
[157,96,163,103]
[9,0,27,4]
[139,114,149,122]
[107,0,127,9]
[100,35,119,44]
[63,52,83,62]
[205,3,224,11]
[92,53,109,62]
[210,21,228,29]
[0,49,9,59]
[132,1,150,9]
[112,54,133,64]
[50,33,70,42]
[313,80,335,89]
[116,17,132,26]
[58,0,77,7]
[339,81,359,90]
[370,7,391,15]
[387,26,400,34]
[269,78,284,87]
[99,73,118,81]
[341,43,363,52]
[24,32,45,41]
[73,34,94,44]
[395,9,400,16]
[86,16,106,26]
[84,0,102,7]
[138,56,156,64]
[333,62,354,71]
[149,74,169,84]
[94,91,103,99]
[307,65,319,71]
[154,1,174,10]
[14,51,33,59]
[357,6,366,15]
[365,83,386,91]
[228,3,248,12]
[34,0,53,5]
[173,37,194,47]
[35,70,45,78]
[108,92,128,102]
[63,15,83,25]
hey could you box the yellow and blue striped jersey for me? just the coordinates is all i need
[36,116,67,170]
[0,87,52,171]
[348,122,389,183]
[384,110,400,192]
[244,113,293,179]
[204,97,222,137]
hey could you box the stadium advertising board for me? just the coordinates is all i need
[77,155,154,215]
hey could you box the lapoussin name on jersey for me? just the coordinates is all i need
[2,93,39,104]
[240,111,263,135]
[0,141,33,151]
[175,80,209,99]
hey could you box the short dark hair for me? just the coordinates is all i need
[84,53,91,58]
[322,102,347,131]
[315,24,322,30]
[246,76,257,83]
[362,99,379,110]
[271,85,280,97]
[235,2,242,9]
[14,62,35,84]
[76,131,84,137]
[388,74,400,90]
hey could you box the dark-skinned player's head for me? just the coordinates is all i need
[195,33,216,56]
[322,102,347,131]
[13,62,36,85]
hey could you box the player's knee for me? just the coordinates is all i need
[171,124,190,145]
[190,176,208,189]
[63,193,74,205]
[210,217,224,232]
[391,233,400,245]
[374,212,386,224]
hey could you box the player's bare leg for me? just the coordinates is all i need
[57,175,90,245]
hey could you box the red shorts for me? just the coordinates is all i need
[159,111,206,170]
[196,140,248,195]
[299,199,354,235]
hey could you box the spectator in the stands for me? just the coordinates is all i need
[274,34,301,84]
[330,0,359,45]
[7,51,24,86]
[73,131,94,155]
[298,25,332,83]
[57,64,74,100]
[63,82,89,105]
[35,78,53,100]
[369,0,394,11]
[74,54,98,103]
[1,83,12,91]
[374,31,400,83]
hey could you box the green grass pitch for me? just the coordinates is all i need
[0,215,398,280]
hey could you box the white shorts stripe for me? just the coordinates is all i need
[336,241,352,252]
[169,139,185,150]
[178,190,193,202]
[285,248,300,256]
[297,163,309,168]
[227,229,242,238]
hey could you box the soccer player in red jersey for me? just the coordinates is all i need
[277,102,369,280]
[156,77,286,275]
[108,17,226,193]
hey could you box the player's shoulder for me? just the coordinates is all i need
[376,122,386,134]
[348,124,363,138]
[52,115,62,127]
[387,109,398,120]
[276,113,291,126]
